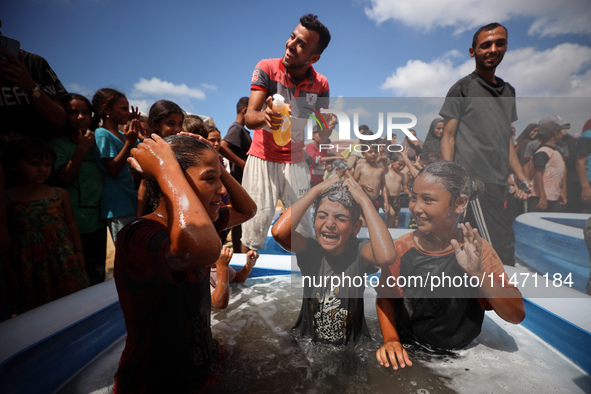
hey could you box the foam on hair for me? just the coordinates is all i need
[312,181,361,224]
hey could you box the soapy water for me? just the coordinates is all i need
[59,275,591,393]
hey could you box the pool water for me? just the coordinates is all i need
[58,276,591,393]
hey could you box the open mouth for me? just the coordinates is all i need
[320,232,339,242]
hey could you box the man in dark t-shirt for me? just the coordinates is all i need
[0,21,67,143]
[440,22,529,267]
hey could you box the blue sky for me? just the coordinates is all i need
[3,0,590,140]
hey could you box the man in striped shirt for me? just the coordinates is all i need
[241,14,332,252]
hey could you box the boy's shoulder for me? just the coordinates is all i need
[387,167,402,177]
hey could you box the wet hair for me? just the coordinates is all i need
[91,88,126,120]
[313,181,361,224]
[61,93,100,132]
[388,152,404,162]
[2,138,56,187]
[144,135,214,210]
[411,161,483,207]
[148,100,184,132]
[472,22,507,49]
[182,114,208,138]
[331,159,348,172]
[237,96,249,113]
[300,14,331,54]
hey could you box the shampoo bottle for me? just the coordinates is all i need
[271,93,291,146]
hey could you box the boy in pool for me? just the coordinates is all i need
[375,161,524,369]
[381,152,406,228]
[271,176,396,344]
[353,144,390,216]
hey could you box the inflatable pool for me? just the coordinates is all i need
[1,252,590,393]
[513,212,591,293]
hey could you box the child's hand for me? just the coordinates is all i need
[246,250,259,267]
[125,119,140,142]
[536,196,548,211]
[313,173,341,194]
[129,106,140,120]
[128,134,177,179]
[376,341,412,370]
[451,223,483,277]
[178,132,217,151]
[216,246,233,268]
[343,177,368,203]
[559,190,567,205]
[77,130,95,152]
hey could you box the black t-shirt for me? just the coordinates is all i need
[223,121,251,183]
[0,51,68,142]
[294,237,375,344]
[439,71,517,185]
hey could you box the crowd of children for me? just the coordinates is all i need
[1,83,588,390]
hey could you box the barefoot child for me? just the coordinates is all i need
[381,152,406,228]
[271,176,396,344]
[375,161,524,370]
[113,134,256,393]
[353,144,390,215]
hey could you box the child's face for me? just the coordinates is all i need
[434,122,444,138]
[184,150,226,221]
[105,97,130,125]
[336,168,345,177]
[207,131,222,152]
[409,174,462,234]
[155,113,183,137]
[391,159,405,173]
[65,99,92,133]
[529,127,538,139]
[325,163,333,172]
[314,198,360,255]
[362,146,378,164]
[15,155,53,184]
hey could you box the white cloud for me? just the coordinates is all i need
[364,0,591,37]
[132,77,206,99]
[502,43,591,97]
[380,51,473,96]
[200,83,217,91]
[380,43,591,97]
